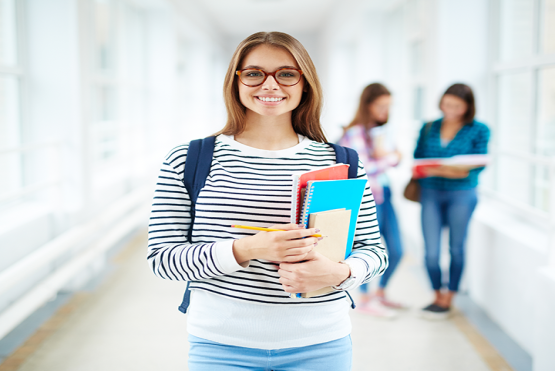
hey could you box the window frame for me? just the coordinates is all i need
[485,0,555,232]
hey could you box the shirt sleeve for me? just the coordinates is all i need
[147,146,247,281]
[468,123,491,176]
[343,159,388,287]
[413,122,429,159]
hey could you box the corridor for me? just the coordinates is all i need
[1,0,554,370]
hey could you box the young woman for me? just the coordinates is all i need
[147,32,388,370]
[338,83,406,318]
[414,83,490,319]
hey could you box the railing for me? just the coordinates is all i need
[0,186,151,339]
[0,140,62,204]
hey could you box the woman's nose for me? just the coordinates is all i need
[262,75,279,90]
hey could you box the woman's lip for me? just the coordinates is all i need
[255,96,286,104]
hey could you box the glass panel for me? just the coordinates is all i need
[499,0,534,61]
[0,75,21,197]
[0,0,17,66]
[537,67,555,156]
[497,156,532,206]
[94,0,116,73]
[533,164,550,212]
[414,86,424,121]
[543,0,555,54]
[0,74,19,147]
[91,85,118,163]
[497,72,533,151]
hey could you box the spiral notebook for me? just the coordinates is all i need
[299,178,368,258]
[290,164,349,224]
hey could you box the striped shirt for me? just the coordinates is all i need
[147,134,387,348]
[414,119,490,190]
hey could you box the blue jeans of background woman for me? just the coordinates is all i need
[360,186,403,293]
[420,187,478,292]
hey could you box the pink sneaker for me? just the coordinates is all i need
[376,296,410,310]
[356,299,397,318]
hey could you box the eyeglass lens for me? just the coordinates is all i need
[239,69,301,86]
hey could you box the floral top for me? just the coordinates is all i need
[338,124,400,204]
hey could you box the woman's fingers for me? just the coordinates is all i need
[267,223,302,231]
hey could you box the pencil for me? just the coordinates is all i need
[231,225,323,238]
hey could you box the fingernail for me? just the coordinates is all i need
[314,242,318,246]
[297,224,305,228]
[315,229,320,233]
[318,237,323,241]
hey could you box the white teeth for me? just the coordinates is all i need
[258,97,284,102]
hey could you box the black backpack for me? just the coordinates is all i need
[178,136,359,313]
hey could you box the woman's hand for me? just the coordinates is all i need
[232,224,320,265]
[422,165,469,179]
[277,250,351,294]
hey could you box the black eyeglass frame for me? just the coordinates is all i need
[235,68,304,87]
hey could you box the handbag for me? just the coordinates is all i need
[403,178,420,202]
[403,121,433,203]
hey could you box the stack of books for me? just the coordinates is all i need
[291,165,368,298]
[412,154,489,178]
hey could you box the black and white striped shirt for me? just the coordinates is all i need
[147,134,388,348]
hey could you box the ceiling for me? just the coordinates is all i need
[193,0,345,38]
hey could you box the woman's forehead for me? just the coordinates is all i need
[241,44,299,70]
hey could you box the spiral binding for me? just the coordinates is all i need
[299,182,315,227]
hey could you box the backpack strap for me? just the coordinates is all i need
[328,143,359,179]
[178,136,216,314]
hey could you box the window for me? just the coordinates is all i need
[489,0,555,216]
[0,0,22,207]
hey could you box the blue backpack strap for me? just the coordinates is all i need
[328,143,359,179]
[178,136,216,314]
[328,142,360,309]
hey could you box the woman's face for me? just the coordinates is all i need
[238,44,305,119]
[440,94,468,121]
[368,95,391,124]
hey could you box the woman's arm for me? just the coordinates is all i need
[413,122,430,159]
[147,154,247,281]
[148,147,319,281]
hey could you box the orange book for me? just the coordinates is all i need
[290,164,349,224]
[412,155,489,178]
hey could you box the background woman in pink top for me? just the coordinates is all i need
[338,83,406,317]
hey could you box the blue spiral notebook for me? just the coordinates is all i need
[299,178,368,258]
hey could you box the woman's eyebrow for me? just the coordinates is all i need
[242,65,298,70]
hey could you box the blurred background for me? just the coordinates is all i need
[0,0,554,370]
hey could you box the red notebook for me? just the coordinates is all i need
[290,164,349,224]
[412,155,489,178]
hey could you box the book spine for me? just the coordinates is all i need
[299,183,314,227]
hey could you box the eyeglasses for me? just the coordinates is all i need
[236,68,303,87]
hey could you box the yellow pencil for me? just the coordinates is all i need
[231,225,323,238]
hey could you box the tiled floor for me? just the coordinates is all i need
[2,232,512,371]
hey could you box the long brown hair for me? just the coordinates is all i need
[214,32,327,142]
[344,83,391,131]
[440,83,476,123]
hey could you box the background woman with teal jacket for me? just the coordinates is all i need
[414,83,490,319]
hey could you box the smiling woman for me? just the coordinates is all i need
[147,31,388,371]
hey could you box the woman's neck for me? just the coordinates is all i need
[442,117,464,127]
[235,111,299,150]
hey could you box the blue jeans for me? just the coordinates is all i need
[420,187,478,292]
[188,334,352,371]
[360,186,403,293]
